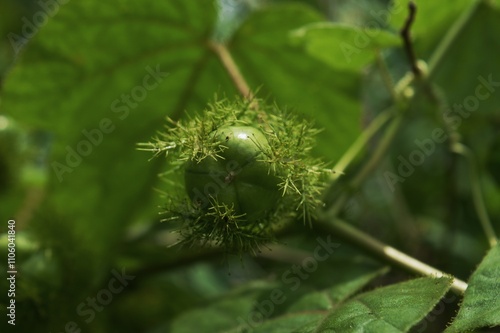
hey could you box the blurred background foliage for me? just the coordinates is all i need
[0,0,499,332]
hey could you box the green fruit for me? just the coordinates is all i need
[184,126,281,223]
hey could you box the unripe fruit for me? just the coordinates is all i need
[184,126,281,223]
[141,98,329,253]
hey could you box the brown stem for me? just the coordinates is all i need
[209,41,255,102]
[400,1,421,79]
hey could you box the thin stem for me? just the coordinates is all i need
[351,113,403,189]
[330,113,404,217]
[423,82,460,143]
[452,143,498,247]
[375,49,398,103]
[428,2,478,77]
[400,1,421,79]
[317,216,468,295]
[208,41,255,102]
[332,107,394,181]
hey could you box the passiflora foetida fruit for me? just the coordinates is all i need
[140,98,330,253]
[184,125,282,223]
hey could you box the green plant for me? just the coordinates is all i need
[1,0,500,332]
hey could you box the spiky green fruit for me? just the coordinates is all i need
[184,126,281,223]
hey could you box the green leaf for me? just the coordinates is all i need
[289,22,401,72]
[281,263,389,313]
[429,2,500,136]
[445,244,500,332]
[0,0,220,328]
[251,313,325,333]
[250,265,389,333]
[169,281,277,333]
[303,277,452,333]
[229,3,363,161]
[427,1,500,180]
[168,257,387,333]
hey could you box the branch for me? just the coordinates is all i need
[331,106,394,181]
[427,2,478,76]
[400,1,421,79]
[317,216,468,295]
[329,112,403,217]
[375,50,398,103]
[209,41,255,103]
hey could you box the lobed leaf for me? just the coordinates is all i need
[289,22,401,72]
[302,277,452,333]
[445,244,500,332]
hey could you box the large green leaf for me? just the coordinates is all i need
[168,281,278,333]
[430,2,500,148]
[276,261,388,314]
[168,259,387,333]
[445,244,500,332]
[289,22,401,72]
[0,0,222,330]
[250,265,389,333]
[301,277,452,333]
[229,3,363,162]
